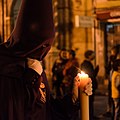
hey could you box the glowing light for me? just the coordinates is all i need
[77,71,88,78]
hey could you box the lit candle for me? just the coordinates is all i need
[77,71,89,91]
[78,71,89,120]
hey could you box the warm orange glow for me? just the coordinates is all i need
[77,71,88,78]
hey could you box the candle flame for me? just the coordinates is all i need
[77,71,89,78]
[77,73,81,77]
[77,71,85,77]
[81,71,85,74]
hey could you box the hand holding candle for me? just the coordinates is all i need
[72,71,92,120]
[72,71,92,103]
[75,71,92,95]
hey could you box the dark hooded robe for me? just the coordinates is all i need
[0,0,80,120]
[0,0,55,120]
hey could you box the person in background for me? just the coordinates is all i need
[0,0,93,120]
[104,45,120,118]
[52,49,69,98]
[59,49,80,120]
[111,58,120,120]
[62,50,80,96]
[81,50,99,120]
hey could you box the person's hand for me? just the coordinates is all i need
[27,58,43,75]
[74,74,92,95]
[84,82,92,96]
[72,74,92,103]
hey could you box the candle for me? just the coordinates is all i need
[78,71,89,120]
[77,71,89,91]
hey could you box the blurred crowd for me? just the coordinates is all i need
[103,44,120,120]
[51,49,99,120]
[50,44,120,120]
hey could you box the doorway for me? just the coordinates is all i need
[104,22,120,75]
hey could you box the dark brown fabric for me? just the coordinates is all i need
[0,0,55,120]
[5,0,55,60]
[0,46,25,120]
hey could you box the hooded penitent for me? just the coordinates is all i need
[0,0,55,120]
[5,0,55,60]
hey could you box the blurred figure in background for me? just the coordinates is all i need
[52,49,69,98]
[59,49,80,120]
[104,45,120,118]
[111,57,120,120]
[62,50,80,96]
[81,50,99,120]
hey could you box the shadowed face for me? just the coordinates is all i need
[5,34,54,61]
[20,36,54,60]
[89,53,95,61]
[60,50,69,60]
[27,42,52,60]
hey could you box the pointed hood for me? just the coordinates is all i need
[5,0,55,60]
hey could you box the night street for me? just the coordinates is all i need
[94,95,111,120]
[93,83,113,120]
